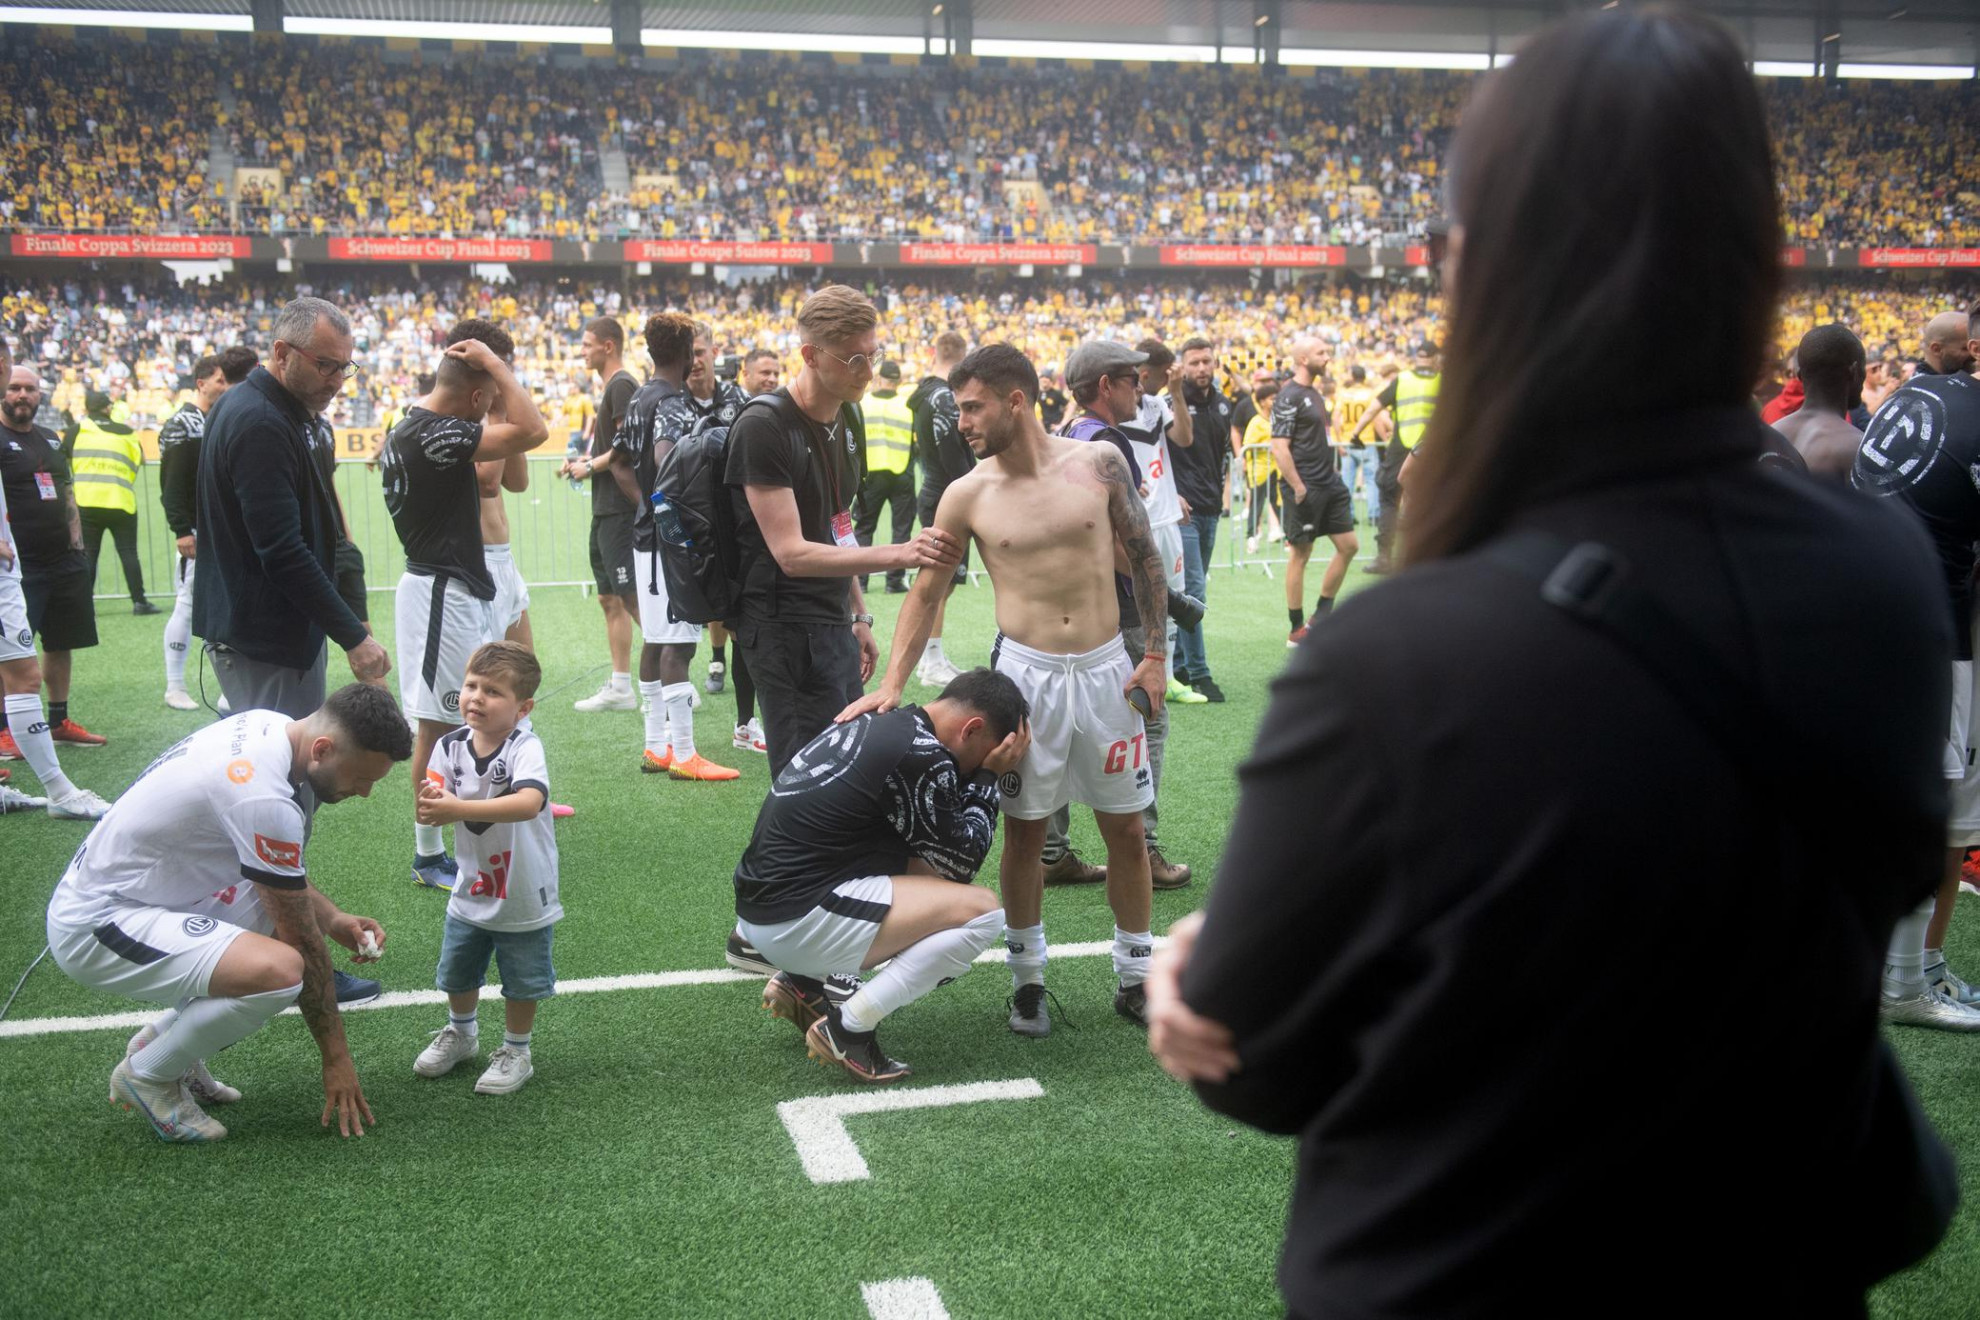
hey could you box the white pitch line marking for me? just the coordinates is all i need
[779,1077,1044,1184]
[0,939,1163,1041]
[862,1276,952,1320]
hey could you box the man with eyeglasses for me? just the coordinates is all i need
[717,285,961,977]
[195,296,391,720]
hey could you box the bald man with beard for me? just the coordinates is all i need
[1270,336,1357,643]
[1920,311,1974,377]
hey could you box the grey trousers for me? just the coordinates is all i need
[1043,625,1165,856]
[207,644,327,720]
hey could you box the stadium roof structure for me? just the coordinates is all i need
[8,0,1978,74]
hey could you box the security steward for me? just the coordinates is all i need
[1347,338,1440,574]
[854,360,918,594]
[67,389,154,613]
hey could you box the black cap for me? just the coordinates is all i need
[1410,338,1435,358]
[86,388,112,414]
[878,360,902,381]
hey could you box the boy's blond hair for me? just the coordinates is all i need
[466,640,542,701]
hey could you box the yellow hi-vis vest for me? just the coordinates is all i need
[863,391,914,475]
[1395,370,1441,451]
[70,416,142,514]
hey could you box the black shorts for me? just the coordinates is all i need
[1285,481,1355,546]
[23,566,97,651]
[738,619,863,776]
[590,511,637,598]
[918,485,969,582]
[334,539,368,624]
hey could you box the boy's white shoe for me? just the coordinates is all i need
[413,1024,480,1078]
[474,1044,534,1095]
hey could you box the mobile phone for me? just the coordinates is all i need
[1127,687,1152,720]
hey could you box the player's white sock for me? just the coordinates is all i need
[163,597,192,690]
[1883,898,1935,998]
[131,982,301,1083]
[1004,922,1047,988]
[415,822,446,857]
[640,680,668,753]
[1113,926,1155,988]
[4,693,75,800]
[450,1008,479,1039]
[610,671,632,694]
[664,682,697,759]
[925,637,945,664]
[841,908,1004,1033]
[503,1030,531,1052]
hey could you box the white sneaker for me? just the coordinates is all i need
[216,695,232,715]
[1245,534,1261,554]
[474,1044,534,1095]
[733,719,767,753]
[126,1024,241,1104]
[573,684,637,713]
[1927,961,1980,1008]
[414,1024,481,1078]
[0,784,47,812]
[917,657,963,686]
[48,788,111,820]
[1880,982,1980,1031]
[163,689,198,711]
[109,1057,227,1142]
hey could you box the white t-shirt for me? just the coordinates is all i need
[432,725,561,933]
[1120,393,1183,529]
[48,712,311,927]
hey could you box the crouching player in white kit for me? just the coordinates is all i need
[841,345,1168,1034]
[737,668,1029,1082]
[411,643,560,1094]
[43,684,412,1141]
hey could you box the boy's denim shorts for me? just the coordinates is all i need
[436,914,557,1001]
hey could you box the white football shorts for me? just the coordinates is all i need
[485,543,530,636]
[990,632,1155,821]
[736,876,893,978]
[637,546,700,646]
[396,571,497,724]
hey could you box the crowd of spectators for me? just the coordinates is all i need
[2,32,1973,247]
[7,273,1972,439]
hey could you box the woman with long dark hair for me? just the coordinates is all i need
[1149,9,1958,1315]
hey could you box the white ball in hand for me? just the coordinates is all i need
[358,930,382,961]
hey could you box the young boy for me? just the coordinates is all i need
[412,641,560,1095]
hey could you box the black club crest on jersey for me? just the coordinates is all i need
[183,916,217,936]
[442,690,461,714]
[999,772,1022,798]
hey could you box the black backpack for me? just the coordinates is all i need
[650,396,775,626]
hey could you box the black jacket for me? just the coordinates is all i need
[1185,408,1957,1316]
[192,367,367,667]
[156,402,203,538]
[908,374,971,501]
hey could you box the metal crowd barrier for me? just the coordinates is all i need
[94,456,598,602]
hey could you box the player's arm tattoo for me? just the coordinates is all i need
[259,884,347,1054]
[63,486,82,552]
[1096,446,1166,656]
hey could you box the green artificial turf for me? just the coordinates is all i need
[1,467,1974,1318]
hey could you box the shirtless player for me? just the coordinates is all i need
[840,344,1169,1032]
[1771,323,1867,482]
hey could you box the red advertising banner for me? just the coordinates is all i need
[1781,248,1808,267]
[10,233,252,259]
[900,243,1096,265]
[1859,248,1980,269]
[624,240,835,264]
[325,237,553,263]
[1159,244,1346,267]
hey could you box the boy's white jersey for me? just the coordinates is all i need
[48,712,311,927]
[432,725,561,932]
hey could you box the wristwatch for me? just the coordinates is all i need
[850,612,875,626]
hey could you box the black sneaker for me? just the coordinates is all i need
[1192,678,1226,703]
[1114,980,1149,1027]
[1008,982,1052,1038]
[822,973,863,1007]
[725,929,776,977]
[335,969,381,1008]
[805,1013,911,1084]
[131,599,160,616]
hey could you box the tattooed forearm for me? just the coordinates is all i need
[1096,448,1167,654]
[260,884,347,1054]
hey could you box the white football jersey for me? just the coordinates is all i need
[48,712,312,927]
[432,725,561,933]
[1122,393,1183,528]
